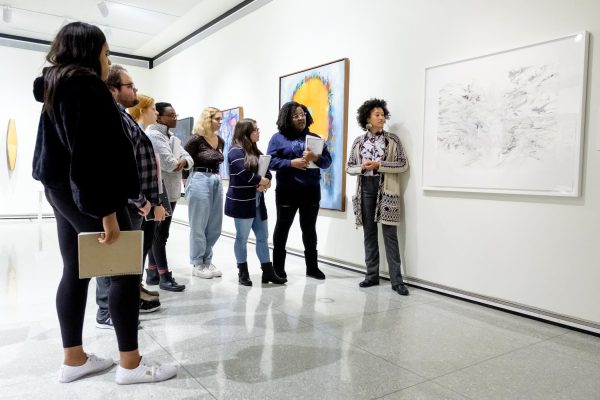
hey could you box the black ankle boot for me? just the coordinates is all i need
[261,262,286,284]
[305,250,325,280]
[145,267,159,285]
[238,262,252,286]
[159,271,186,292]
[273,265,287,280]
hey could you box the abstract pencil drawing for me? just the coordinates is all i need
[423,33,588,196]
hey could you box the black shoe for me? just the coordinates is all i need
[306,268,326,280]
[159,271,186,292]
[261,262,286,284]
[359,280,379,288]
[273,265,287,280]
[139,299,161,313]
[238,262,252,286]
[392,284,409,296]
[146,267,159,285]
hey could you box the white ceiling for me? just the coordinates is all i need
[0,0,249,57]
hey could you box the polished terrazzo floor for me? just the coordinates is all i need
[1,218,600,399]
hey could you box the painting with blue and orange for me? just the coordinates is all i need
[279,58,349,211]
[219,107,243,179]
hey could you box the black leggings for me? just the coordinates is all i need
[45,188,140,352]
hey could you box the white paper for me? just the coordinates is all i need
[258,155,271,177]
[305,136,324,168]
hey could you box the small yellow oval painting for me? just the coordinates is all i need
[7,119,17,171]
[292,77,330,141]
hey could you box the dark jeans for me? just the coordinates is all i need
[96,207,155,319]
[361,176,404,286]
[272,187,320,271]
[148,201,177,270]
[45,187,139,352]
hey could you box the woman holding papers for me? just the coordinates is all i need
[224,118,286,285]
[346,98,410,296]
[267,101,332,280]
[32,22,176,384]
[184,107,225,279]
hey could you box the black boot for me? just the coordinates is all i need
[238,262,252,286]
[145,267,159,285]
[305,250,325,280]
[159,271,186,292]
[261,262,286,284]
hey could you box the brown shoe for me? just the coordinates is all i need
[140,285,159,302]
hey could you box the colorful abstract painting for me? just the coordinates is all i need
[279,58,349,211]
[219,107,243,179]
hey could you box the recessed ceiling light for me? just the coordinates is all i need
[2,6,12,23]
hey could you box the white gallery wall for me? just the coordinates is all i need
[0,44,153,217]
[1,0,599,329]
[149,0,600,328]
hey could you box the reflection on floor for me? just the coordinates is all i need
[1,219,600,399]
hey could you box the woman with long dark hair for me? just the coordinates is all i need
[267,101,332,281]
[32,21,176,384]
[224,118,285,286]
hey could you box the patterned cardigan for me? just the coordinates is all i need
[346,131,408,226]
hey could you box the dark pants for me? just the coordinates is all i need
[45,188,139,352]
[272,187,320,272]
[361,176,404,286]
[96,207,155,319]
[148,201,177,270]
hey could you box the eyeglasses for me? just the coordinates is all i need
[118,82,137,90]
[292,113,307,120]
[161,113,178,119]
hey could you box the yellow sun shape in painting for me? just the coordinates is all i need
[292,77,330,141]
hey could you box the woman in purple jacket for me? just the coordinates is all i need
[225,119,286,285]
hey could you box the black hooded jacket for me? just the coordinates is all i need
[32,70,140,218]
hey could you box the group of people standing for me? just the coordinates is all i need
[32,21,410,386]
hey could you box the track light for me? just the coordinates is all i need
[3,6,12,23]
[97,1,109,18]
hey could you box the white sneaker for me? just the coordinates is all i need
[115,358,177,385]
[58,353,114,383]
[206,263,222,277]
[192,264,212,279]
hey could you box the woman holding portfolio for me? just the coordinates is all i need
[32,22,176,384]
[267,101,332,281]
[224,118,286,286]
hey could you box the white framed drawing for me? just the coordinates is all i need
[422,32,589,197]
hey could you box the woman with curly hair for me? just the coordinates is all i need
[184,107,225,279]
[346,98,410,296]
[267,101,332,281]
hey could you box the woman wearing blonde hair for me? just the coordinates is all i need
[184,107,225,279]
[127,94,157,130]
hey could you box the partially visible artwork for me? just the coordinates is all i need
[171,117,194,147]
[280,58,349,210]
[219,107,243,179]
[423,32,589,197]
[6,119,17,171]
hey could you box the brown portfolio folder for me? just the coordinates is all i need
[78,230,144,278]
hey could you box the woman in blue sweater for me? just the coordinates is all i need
[225,119,286,285]
[267,102,332,280]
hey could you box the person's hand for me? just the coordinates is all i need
[303,147,318,162]
[291,157,308,170]
[154,205,166,221]
[138,200,152,216]
[174,159,187,171]
[362,160,380,171]
[99,212,120,244]
[259,177,270,186]
[257,185,267,193]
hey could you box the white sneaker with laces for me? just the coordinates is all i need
[58,353,114,383]
[192,264,213,279]
[115,358,177,385]
[206,263,222,277]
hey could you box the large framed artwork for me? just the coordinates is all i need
[422,32,589,197]
[279,58,349,210]
[171,117,194,147]
[219,107,243,179]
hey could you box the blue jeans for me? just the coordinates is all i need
[186,171,223,265]
[234,194,270,264]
